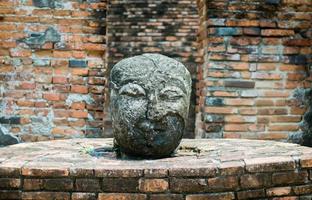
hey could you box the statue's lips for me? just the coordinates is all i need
[136,120,167,133]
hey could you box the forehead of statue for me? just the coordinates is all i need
[111,55,189,92]
[116,74,187,95]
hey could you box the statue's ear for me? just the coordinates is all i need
[110,81,119,90]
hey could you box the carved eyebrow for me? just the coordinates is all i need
[160,86,184,96]
[119,83,146,95]
[168,79,187,94]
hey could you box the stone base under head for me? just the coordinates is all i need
[110,54,192,158]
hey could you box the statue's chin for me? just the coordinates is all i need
[114,114,185,158]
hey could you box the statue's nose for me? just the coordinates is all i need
[147,93,162,120]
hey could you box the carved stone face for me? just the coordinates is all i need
[110,54,191,158]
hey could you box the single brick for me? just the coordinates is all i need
[0,178,20,189]
[237,189,265,199]
[186,192,235,200]
[75,179,101,192]
[72,193,97,200]
[150,194,183,200]
[261,29,295,36]
[139,178,168,193]
[205,97,224,106]
[0,190,22,200]
[22,167,69,177]
[33,59,50,67]
[215,28,241,36]
[23,179,43,190]
[98,193,147,200]
[244,156,295,172]
[143,169,168,178]
[219,161,245,176]
[69,60,87,68]
[272,171,309,185]
[170,178,208,193]
[240,174,271,189]
[265,0,280,4]
[43,178,73,191]
[169,166,216,177]
[22,192,70,200]
[207,176,239,191]
[243,28,261,35]
[300,155,312,168]
[102,178,139,192]
[203,114,224,123]
[267,186,292,196]
[293,184,312,195]
[224,80,255,88]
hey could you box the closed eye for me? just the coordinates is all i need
[159,86,184,101]
[119,83,146,97]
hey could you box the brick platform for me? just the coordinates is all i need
[0,139,312,199]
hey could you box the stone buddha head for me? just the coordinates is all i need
[110,53,192,158]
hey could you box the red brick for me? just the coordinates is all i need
[52,76,68,84]
[293,184,312,195]
[268,125,299,131]
[207,176,238,191]
[72,193,97,200]
[170,178,208,193]
[186,193,235,200]
[205,107,236,114]
[237,189,265,199]
[267,187,292,196]
[272,171,309,185]
[43,93,61,101]
[261,29,295,36]
[240,174,271,189]
[70,110,88,118]
[20,82,36,90]
[71,102,86,110]
[22,192,70,200]
[139,179,168,192]
[98,193,147,200]
[71,85,88,94]
[225,99,254,106]
[0,178,20,189]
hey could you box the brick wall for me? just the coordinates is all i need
[106,0,200,138]
[1,0,312,143]
[0,0,107,141]
[196,0,312,141]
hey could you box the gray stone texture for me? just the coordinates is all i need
[110,54,192,158]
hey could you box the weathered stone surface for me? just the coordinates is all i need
[0,125,19,146]
[110,54,192,158]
